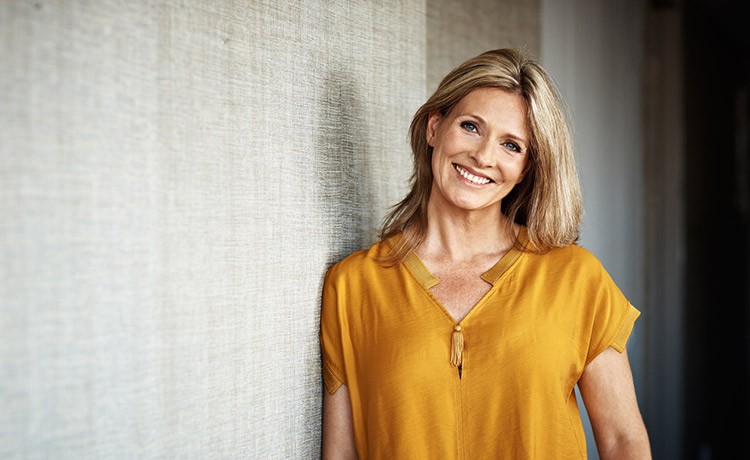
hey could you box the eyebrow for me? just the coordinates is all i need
[459,113,530,147]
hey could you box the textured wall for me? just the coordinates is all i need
[427,0,539,92]
[0,1,424,457]
[1,0,545,458]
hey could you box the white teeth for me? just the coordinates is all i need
[455,165,490,185]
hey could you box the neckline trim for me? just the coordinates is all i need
[402,226,529,289]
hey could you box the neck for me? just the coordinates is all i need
[419,198,518,262]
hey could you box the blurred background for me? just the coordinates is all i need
[1,0,748,458]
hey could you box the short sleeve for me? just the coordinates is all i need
[582,255,642,364]
[320,265,346,395]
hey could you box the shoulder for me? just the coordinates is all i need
[324,239,392,284]
[518,227,601,270]
[523,243,611,281]
[529,242,602,267]
[557,243,603,266]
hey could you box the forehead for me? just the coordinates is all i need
[452,87,527,115]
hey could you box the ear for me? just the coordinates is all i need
[426,112,442,147]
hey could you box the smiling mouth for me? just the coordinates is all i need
[454,164,492,185]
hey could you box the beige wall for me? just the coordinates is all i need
[541,1,646,458]
[0,0,541,458]
[427,0,539,91]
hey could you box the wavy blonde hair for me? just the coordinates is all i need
[380,48,582,260]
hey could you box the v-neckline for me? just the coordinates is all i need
[401,226,528,324]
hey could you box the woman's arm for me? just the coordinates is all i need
[578,347,652,460]
[322,384,358,460]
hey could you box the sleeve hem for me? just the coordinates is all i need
[610,303,641,353]
[322,358,344,395]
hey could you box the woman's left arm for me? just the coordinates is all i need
[578,347,652,460]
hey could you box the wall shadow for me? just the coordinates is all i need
[316,65,377,269]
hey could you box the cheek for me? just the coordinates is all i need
[498,153,525,169]
[517,159,530,181]
[430,149,442,177]
[434,137,464,163]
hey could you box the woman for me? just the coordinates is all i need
[320,48,651,459]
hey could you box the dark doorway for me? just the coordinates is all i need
[683,0,750,458]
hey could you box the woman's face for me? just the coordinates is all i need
[427,87,530,215]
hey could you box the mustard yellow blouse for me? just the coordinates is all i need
[320,228,640,459]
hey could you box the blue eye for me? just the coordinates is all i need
[503,142,521,153]
[460,121,478,133]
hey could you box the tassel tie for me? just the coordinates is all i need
[450,324,464,368]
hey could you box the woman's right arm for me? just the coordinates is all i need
[322,384,358,459]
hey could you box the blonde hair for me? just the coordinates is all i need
[380,48,582,260]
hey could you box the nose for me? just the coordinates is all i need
[469,138,494,168]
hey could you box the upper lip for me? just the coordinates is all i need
[454,163,493,181]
